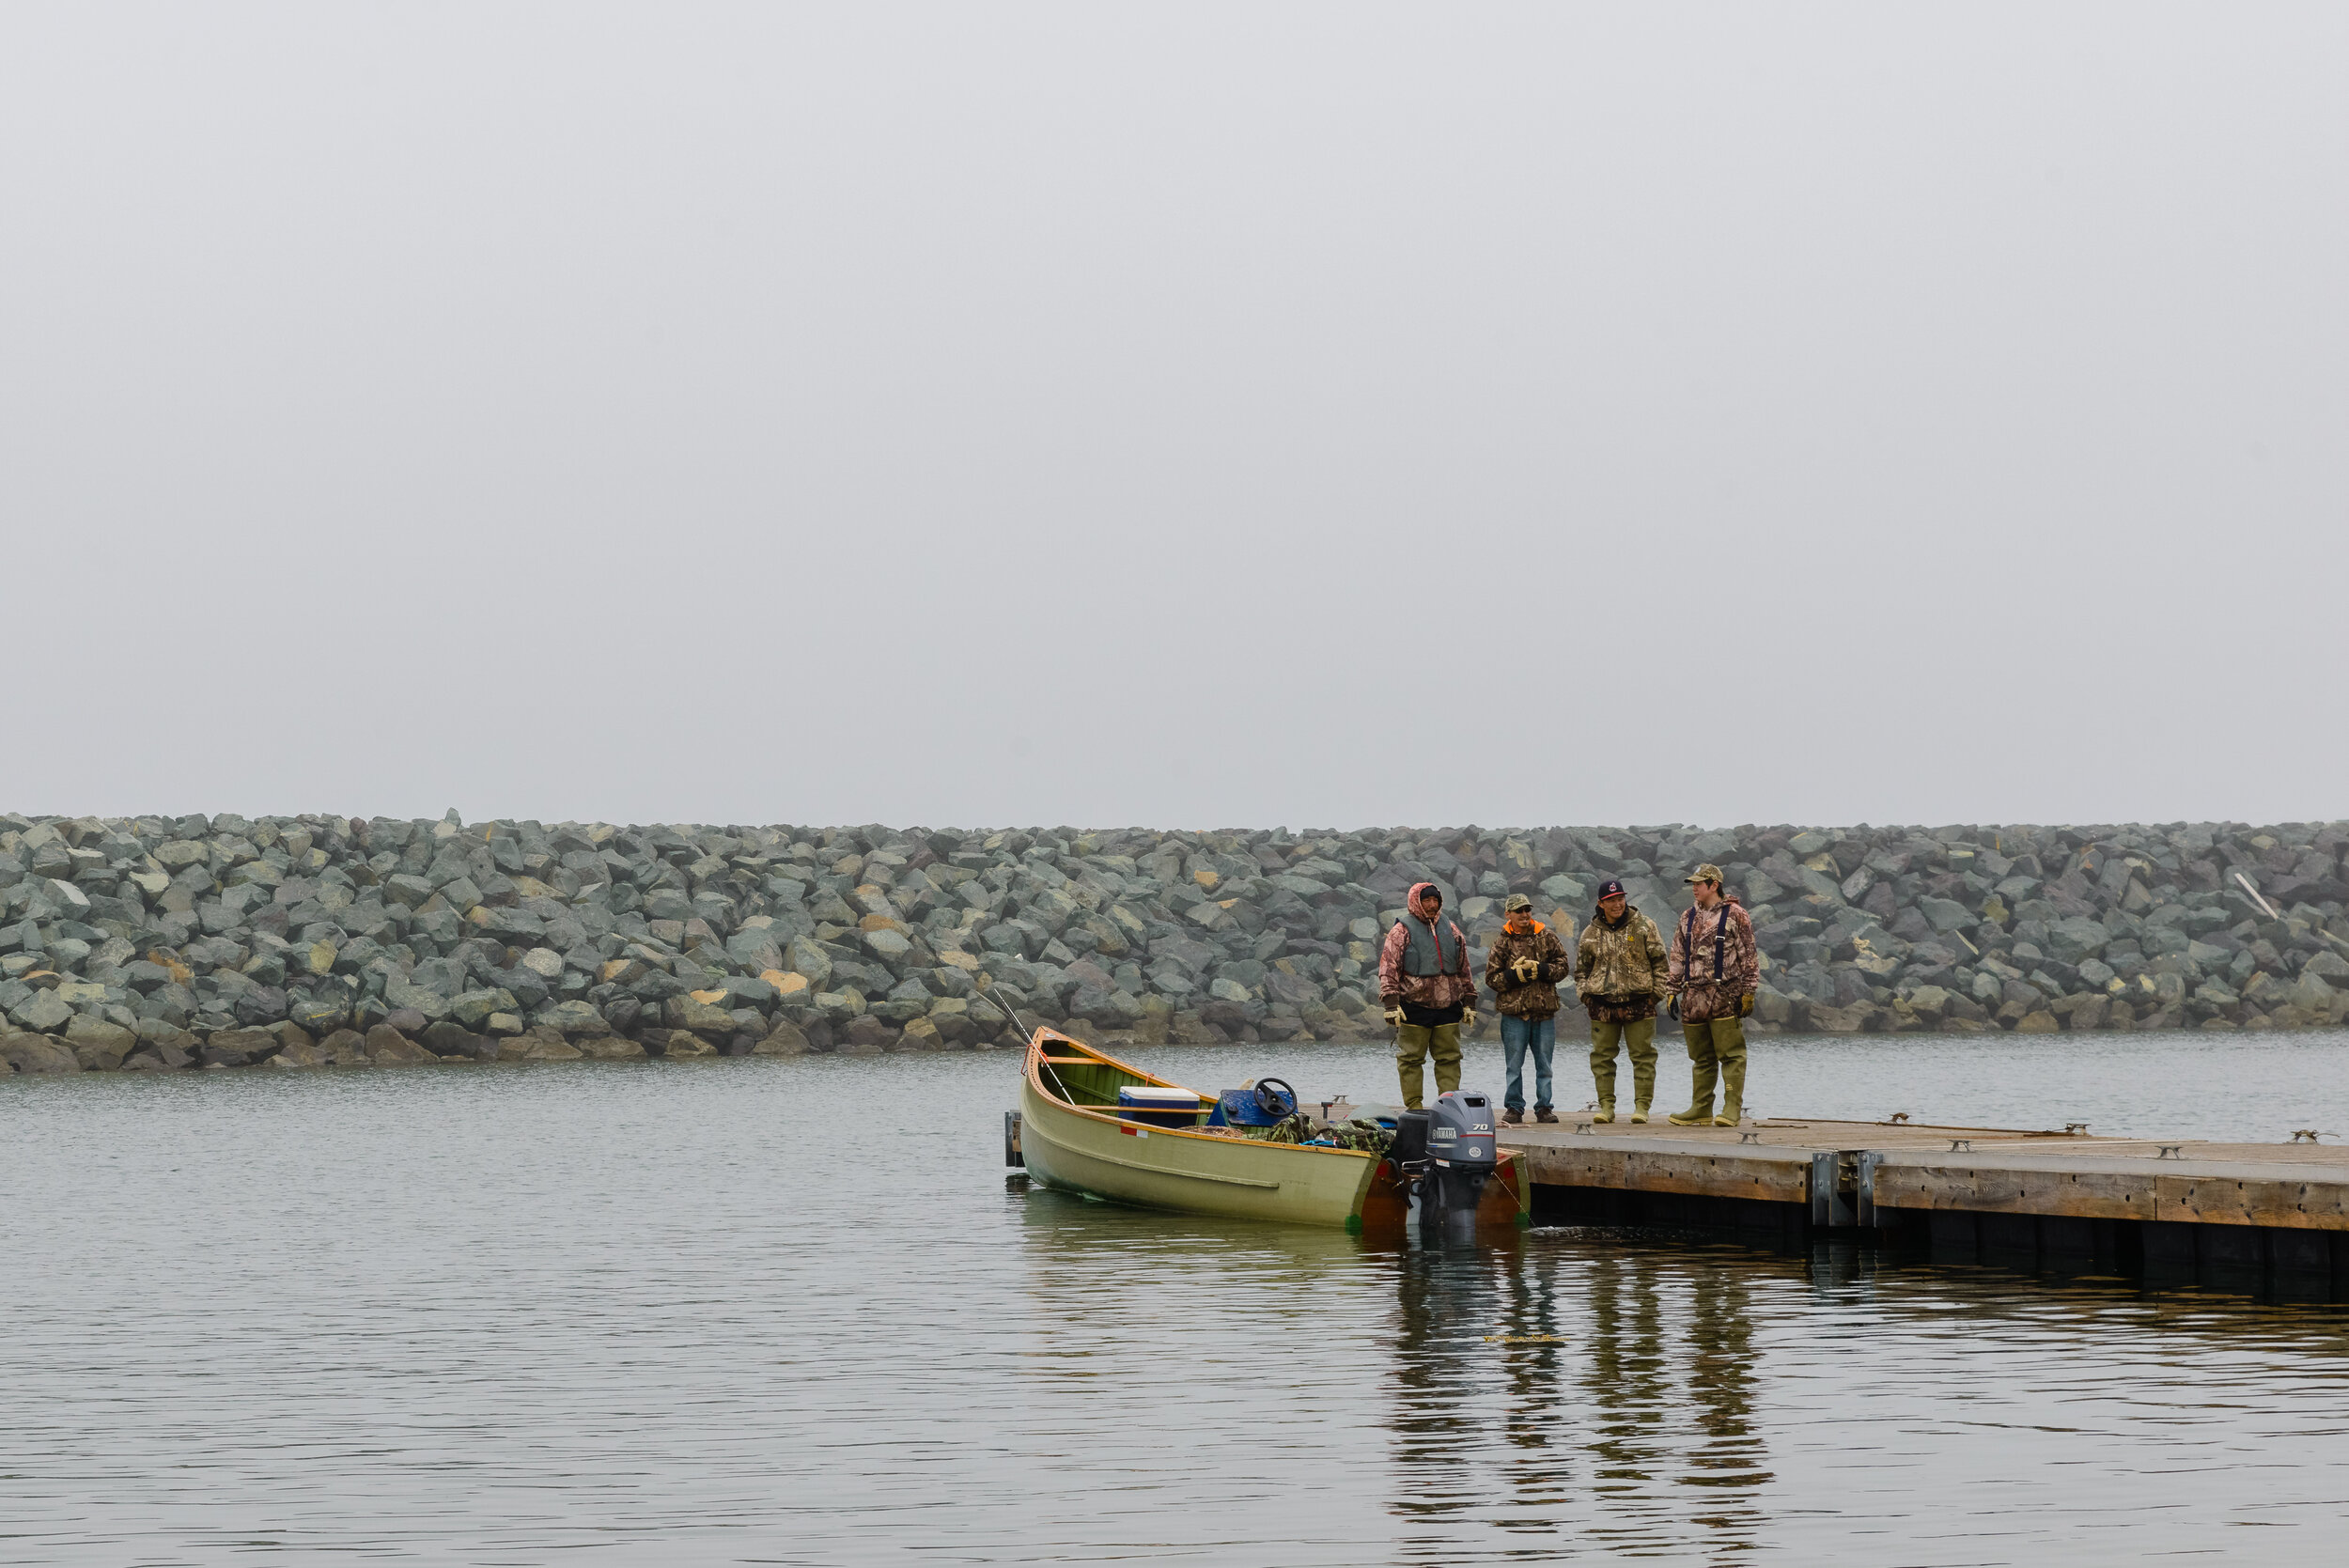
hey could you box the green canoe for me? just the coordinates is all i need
[1015,1028,1381,1228]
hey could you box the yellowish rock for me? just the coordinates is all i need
[308,941,337,975]
[689,988,728,1005]
[577,1037,647,1060]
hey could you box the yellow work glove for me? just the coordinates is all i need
[1460,1007,1478,1031]
[1383,1004,1407,1027]
[1738,993,1756,1017]
[1510,955,1540,984]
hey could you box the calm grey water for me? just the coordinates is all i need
[8,1032,2349,1566]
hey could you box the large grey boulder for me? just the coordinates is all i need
[64,1014,136,1071]
[3,1032,79,1073]
[665,994,737,1037]
[576,1036,646,1060]
[201,1028,282,1067]
[786,938,832,989]
[8,990,72,1034]
[364,1024,437,1064]
[289,993,351,1036]
[537,1001,606,1035]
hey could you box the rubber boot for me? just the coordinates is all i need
[1630,1104,1649,1124]
[1713,1054,1745,1126]
[1668,1056,1718,1126]
[1593,1103,1614,1124]
[1429,1021,1464,1097]
[1394,1023,1431,1110]
[1627,1018,1657,1112]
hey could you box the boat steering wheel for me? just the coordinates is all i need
[1253,1078,1298,1120]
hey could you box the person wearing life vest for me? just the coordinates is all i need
[1377,881,1477,1110]
[1666,862,1758,1126]
[1576,877,1671,1124]
[1483,893,1573,1125]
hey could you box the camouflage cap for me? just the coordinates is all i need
[1685,862,1725,885]
[1502,893,1532,912]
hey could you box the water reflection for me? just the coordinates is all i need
[11,1048,2349,1566]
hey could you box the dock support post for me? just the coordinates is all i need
[1810,1151,1859,1229]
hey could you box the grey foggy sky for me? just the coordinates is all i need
[4,4,2343,832]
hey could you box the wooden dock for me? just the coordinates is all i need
[1496,1115,2349,1298]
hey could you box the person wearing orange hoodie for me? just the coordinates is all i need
[1483,893,1573,1125]
[1377,881,1477,1110]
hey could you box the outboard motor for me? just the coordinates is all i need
[1392,1109,1431,1170]
[1423,1091,1498,1242]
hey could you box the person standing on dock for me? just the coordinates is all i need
[1667,863,1758,1127]
[1484,893,1573,1126]
[1576,877,1671,1124]
[1379,882,1477,1110]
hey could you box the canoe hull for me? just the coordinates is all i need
[1019,1075,1379,1228]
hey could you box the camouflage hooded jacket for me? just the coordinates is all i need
[1668,895,1759,1023]
[1377,883,1476,1013]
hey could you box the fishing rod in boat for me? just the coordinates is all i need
[972,983,1035,1041]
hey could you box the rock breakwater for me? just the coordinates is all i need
[3,812,2345,1076]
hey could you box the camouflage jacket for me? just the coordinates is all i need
[1377,884,1476,1013]
[1576,908,1671,1020]
[1668,897,1758,1022]
[1483,921,1572,1019]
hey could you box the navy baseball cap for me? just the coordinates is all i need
[1596,878,1626,901]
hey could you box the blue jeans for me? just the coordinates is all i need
[1500,1015,1555,1112]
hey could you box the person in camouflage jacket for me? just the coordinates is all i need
[1484,893,1572,1123]
[1377,881,1476,1110]
[1576,877,1670,1122]
[1667,863,1758,1126]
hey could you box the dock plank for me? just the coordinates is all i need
[1509,1136,1812,1204]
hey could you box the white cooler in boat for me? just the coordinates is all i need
[1115,1086,1205,1129]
